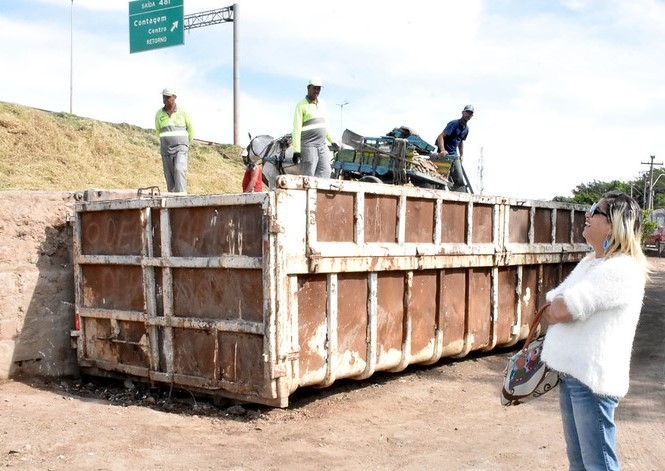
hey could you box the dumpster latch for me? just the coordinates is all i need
[268,217,284,234]
[137,186,161,198]
[415,247,426,270]
[307,247,321,273]
[272,351,300,378]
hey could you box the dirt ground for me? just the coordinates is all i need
[1,254,664,471]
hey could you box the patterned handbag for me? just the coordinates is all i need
[501,303,560,406]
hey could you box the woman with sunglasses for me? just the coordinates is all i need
[541,190,649,471]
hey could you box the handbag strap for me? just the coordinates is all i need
[522,302,552,351]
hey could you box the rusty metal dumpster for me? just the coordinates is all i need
[71,175,589,407]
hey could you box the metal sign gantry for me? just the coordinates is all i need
[129,3,239,145]
[184,5,239,145]
[184,7,234,29]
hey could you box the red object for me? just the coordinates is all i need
[242,165,263,193]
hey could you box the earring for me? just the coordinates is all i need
[603,237,610,251]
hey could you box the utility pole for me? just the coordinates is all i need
[69,0,73,114]
[477,146,484,195]
[641,154,663,212]
[184,4,238,144]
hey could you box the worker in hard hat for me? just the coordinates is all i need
[292,77,338,178]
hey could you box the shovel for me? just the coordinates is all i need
[341,129,364,151]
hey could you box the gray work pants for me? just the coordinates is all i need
[300,144,331,178]
[161,147,189,193]
[448,154,466,192]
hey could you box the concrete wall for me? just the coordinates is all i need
[0,191,78,378]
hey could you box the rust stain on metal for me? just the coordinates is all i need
[364,194,398,243]
[316,191,355,242]
[72,183,590,407]
[80,210,143,256]
[405,199,435,243]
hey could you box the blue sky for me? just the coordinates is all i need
[2,0,665,199]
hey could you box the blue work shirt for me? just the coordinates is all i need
[442,119,469,155]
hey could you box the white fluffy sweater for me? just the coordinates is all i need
[541,254,646,397]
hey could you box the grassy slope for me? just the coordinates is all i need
[0,101,245,194]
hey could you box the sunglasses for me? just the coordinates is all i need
[589,202,608,218]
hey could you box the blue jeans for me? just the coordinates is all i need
[559,374,620,471]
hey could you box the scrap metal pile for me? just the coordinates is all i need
[335,126,455,190]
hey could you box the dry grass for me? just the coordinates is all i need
[0,101,245,194]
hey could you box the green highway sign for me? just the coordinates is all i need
[129,0,184,54]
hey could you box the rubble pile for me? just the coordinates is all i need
[410,155,448,182]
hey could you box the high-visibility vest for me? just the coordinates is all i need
[155,106,194,150]
[292,97,333,153]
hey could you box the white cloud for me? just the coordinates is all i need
[1,0,665,199]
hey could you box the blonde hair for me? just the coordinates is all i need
[602,191,649,275]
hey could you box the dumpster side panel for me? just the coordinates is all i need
[172,328,216,378]
[336,274,369,376]
[534,208,553,243]
[316,192,355,243]
[495,266,518,345]
[296,274,328,383]
[169,205,263,257]
[408,271,438,360]
[74,194,283,406]
[441,201,467,243]
[472,203,493,244]
[440,269,468,356]
[406,199,435,243]
[171,268,263,321]
[376,273,406,367]
[467,267,492,351]
[365,194,398,243]
[80,210,143,255]
[572,212,585,243]
[81,265,144,311]
[73,177,590,407]
[508,207,530,244]
[81,317,150,368]
[218,332,265,389]
[277,178,589,395]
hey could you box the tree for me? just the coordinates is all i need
[553,180,630,204]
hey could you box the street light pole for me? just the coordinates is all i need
[337,101,349,140]
[69,0,73,114]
